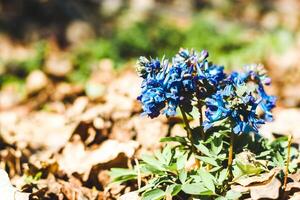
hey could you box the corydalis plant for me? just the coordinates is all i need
[109,49,290,200]
[137,49,276,174]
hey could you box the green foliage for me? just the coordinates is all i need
[69,39,118,83]
[183,13,294,68]
[114,19,184,58]
[110,130,299,199]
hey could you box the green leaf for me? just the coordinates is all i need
[256,150,272,158]
[162,145,172,165]
[109,168,137,184]
[236,160,263,175]
[225,190,242,200]
[160,136,187,144]
[141,164,164,174]
[198,169,215,193]
[275,151,284,167]
[154,151,165,164]
[110,168,136,178]
[176,153,187,170]
[182,183,213,195]
[141,155,165,171]
[211,137,223,155]
[179,170,187,184]
[217,169,228,185]
[195,142,211,156]
[142,188,165,200]
[166,184,182,196]
[196,156,219,167]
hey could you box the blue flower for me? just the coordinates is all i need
[243,64,277,121]
[136,57,163,78]
[204,70,272,135]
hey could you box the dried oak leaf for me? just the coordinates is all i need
[232,168,282,200]
[249,177,281,200]
[57,137,139,179]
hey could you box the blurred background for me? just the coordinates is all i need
[0,0,300,198]
[1,0,300,107]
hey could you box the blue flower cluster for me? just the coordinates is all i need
[137,49,225,118]
[204,64,276,134]
[137,49,276,134]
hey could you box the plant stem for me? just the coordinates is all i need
[179,106,192,140]
[197,101,205,140]
[179,106,200,168]
[283,135,292,190]
[228,131,234,178]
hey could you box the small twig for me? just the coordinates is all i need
[283,135,292,190]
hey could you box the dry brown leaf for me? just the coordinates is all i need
[260,108,300,144]
[57,137,139,178]
[108,70,141,100]
[286,182,300,191]
[118,191,140,200]
[26,174,101,200]
[234,168,280,187]
[249,177,281,200]
[0,111,78,151]
[289,171,300,182]
[133,116,168,150]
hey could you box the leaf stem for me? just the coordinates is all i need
[179,106,200,169]
[283,135,292,190]
[197,101,205,140]
[179,106,192,140]
[228,131,234,179]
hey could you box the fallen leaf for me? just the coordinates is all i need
[260,108,300,144]
[249,177,281,200]
[57,137,139,179]
[286,182,300,191]
[234,168,280,187]
[0,169,30,200]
